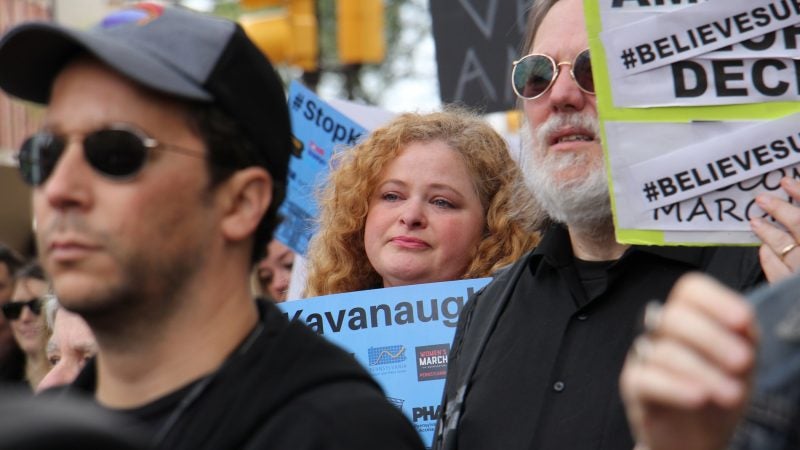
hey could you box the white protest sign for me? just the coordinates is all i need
[642,167,800,231]
[618,112,800,210]
[599,1,706,14]
[607,121,800,232]
[587,1,800,244]
[609,56,800,107]
[601,7,800,107]
[601,0,800,79]
[603,12,800,60]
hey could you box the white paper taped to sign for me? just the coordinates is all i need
[606,120,800,231]
[610,56,800,108]
[599,1,706,14]
[603,11,800,60]
[622,166,800,231]
[616,112,800,211]
[601,0,800,79]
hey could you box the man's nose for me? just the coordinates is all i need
[39,142,93,212]
[547,64,587,112]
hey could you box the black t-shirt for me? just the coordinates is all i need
[573,258,614,303]
[116,377,204,437]
[64,300,425,450]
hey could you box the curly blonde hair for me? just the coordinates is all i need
[305,109,540,297]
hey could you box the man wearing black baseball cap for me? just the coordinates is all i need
[0,3,423,449]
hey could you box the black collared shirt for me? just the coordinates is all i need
[452,225,763,450]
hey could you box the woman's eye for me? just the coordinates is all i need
[432,198,454,208]
[48,355,60,366]
[382,192,400,202]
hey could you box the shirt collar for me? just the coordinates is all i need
[533,223,709,269]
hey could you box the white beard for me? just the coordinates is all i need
[519,113,612,230]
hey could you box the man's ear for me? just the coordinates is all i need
[218,168,273,242]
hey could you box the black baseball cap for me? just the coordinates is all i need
[0,2,291,186]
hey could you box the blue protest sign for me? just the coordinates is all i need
[275,81,367,255]
[278,278,492,447]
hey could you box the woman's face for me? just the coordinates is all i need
[256,240,294,302]
[8,277,48,355]
[364,141,486,288]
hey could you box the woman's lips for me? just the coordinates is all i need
[390,236,430,249]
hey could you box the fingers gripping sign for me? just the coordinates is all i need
[751,177,800,281]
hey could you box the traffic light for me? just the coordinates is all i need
[337,0,385,64]
[240,0,318,71]
[240,0,284,8]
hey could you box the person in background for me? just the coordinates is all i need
[305,109,539,297]
[0,3,424,449]
[0,244,25,384]
[37,295,97,393]
[434,0,799,449]
[255,238,294,302]
[2,262,51,390]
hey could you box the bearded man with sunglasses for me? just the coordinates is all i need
[0,4,423,449]
[435,0,800,449]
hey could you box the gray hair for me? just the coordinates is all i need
[43,294,60,332]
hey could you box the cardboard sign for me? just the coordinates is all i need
[585,0,800,245]
[621,113,800,209]
[278,278,493,447]
[601,0,800,78]
[600,5,800,107]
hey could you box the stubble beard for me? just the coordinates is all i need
[520,113,613,232]
[39,211,205,339]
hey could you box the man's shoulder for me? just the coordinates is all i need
[243,378,425,449]
[162,299,423,449]
[230,301,424,449]
[469,249,535,306]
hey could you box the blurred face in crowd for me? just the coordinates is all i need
[256,239,294,302]
[37,307,97,392]
[364,141,485,288]
[8,277,48,355]
[0,263,13,304]
[519,0,610,227]
[33,58,214,322]
[0,263,16,355]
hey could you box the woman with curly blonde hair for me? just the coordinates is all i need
[305,109,541,297]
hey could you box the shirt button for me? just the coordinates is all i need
[577,314,588,321]
[553,381,565,392]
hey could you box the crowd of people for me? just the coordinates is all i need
[0,0,797,449]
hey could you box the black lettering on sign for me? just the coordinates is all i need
[302,99,362,145]
[282,287,473,335]
[672,58,800,98]
[673,60,707,97]
[714,60,747,97]
[611,0,702,7]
